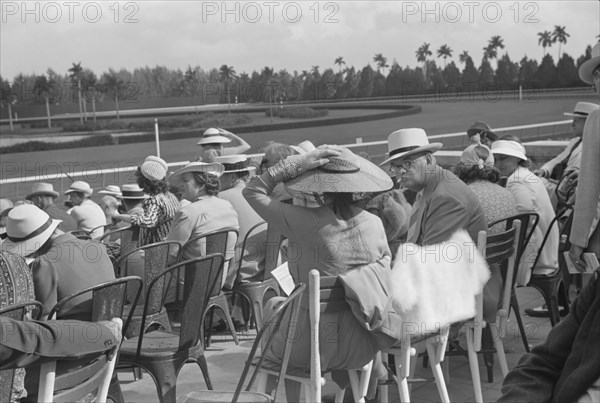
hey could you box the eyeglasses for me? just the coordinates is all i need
[389,155,427,173]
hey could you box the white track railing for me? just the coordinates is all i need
[0,119,571,199]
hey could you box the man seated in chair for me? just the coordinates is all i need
[1,316,120,402]
[534,101,599,210]
[1,205,115,320]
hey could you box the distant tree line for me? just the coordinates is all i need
[0,31,596,128]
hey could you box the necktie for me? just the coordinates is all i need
[407,192,423,242]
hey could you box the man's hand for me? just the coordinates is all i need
[533,169,547,178]
[568,244,587,273]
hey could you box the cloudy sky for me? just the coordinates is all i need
[1,0,598,80]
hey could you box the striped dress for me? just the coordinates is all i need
[130,192,180,246]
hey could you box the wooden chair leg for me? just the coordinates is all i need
[490,324,509,378]
[426,340,450,403]
[466,328,484,403]
[511,292,530,352]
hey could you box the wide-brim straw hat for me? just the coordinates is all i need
[64,180,93,196]
[564,101,599,117]
[1,205,61,258]
[196,128,231,146]
[26,183,60,200]
[285,147,393,194]
[169,162,225,186]
[214,155,256,174]
[380,128,443,166]
[579,41,600,84]
[290,140,316,155]
[120,184,147,200]
[491,140,527,161]
[98,185,123,198]
[466,121,498,141]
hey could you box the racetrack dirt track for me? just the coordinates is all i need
[0,97,590,183]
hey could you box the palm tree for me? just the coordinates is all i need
[552,25,570,60]
[537,31,553,57]
[459,50,470,65]
[68,62,84,123]
[437,45,453,68]
[334,57,345,73]
[81,71,98,124]
[373,53,389,73]
[483,44,498,62]
[219,64,237,113]
[415,42,432,82]
[311,65,320,78]
[489,35,505,51]
[100,71,124,119]
[34,75,54,128]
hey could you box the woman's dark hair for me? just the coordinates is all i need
[321,192,361,220]
[455,163,501,184]
[192,172,220,196]
[135,167,168,195]
[498,135,531,168]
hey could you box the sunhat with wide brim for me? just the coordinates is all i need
[214,155,257,174]
[1,204,61,258]
[466,121,498,141]
[491,140,527,161]
[290,140,316,155]
[26,183,60,200]
[168,162,225,186]
[564,101,599,117]
[285,147,393,194]
[380,128,443,166]
[579,41,600,84]
[196,128,232,146]
[98,185,123,198]
[64,180,93,196]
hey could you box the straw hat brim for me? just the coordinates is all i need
[98,190,123,197]
[379,143,443,166]
[169,162,225,185]
[223,166,257,174]
[579,55,600,84]
[285,156,393,194]
[196,136,231,145]
[25,190,59,200]
[1,219,61,258]
[64,188,93,196]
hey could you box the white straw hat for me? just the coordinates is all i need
[564,101,599,118]
[120,184,147,200]
[290,140,316,155]
[98,185,123,198]
[168,162,225,186]
[579,41,600,84]
[64,181,93,196]
[491,140,527,161]
[214,155,256,174]
[380,128,443,166]
[26,183,60,200]
[1,205,61,257]
[196,128,232,146]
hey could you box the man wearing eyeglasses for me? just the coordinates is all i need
[380,128,486,246]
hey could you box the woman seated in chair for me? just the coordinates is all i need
[164,162,239,300]
[455,144,520,328]
[492,136,559,287]
[243,145,393,400]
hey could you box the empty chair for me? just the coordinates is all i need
[118,254,225,403]
[181,283,306,403]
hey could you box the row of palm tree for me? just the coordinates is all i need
[537,25,570,59]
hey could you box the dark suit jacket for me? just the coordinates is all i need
[409,166,487,245]
[43,203,78,232]
[498,270,600,402]
[0,317,117,370]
